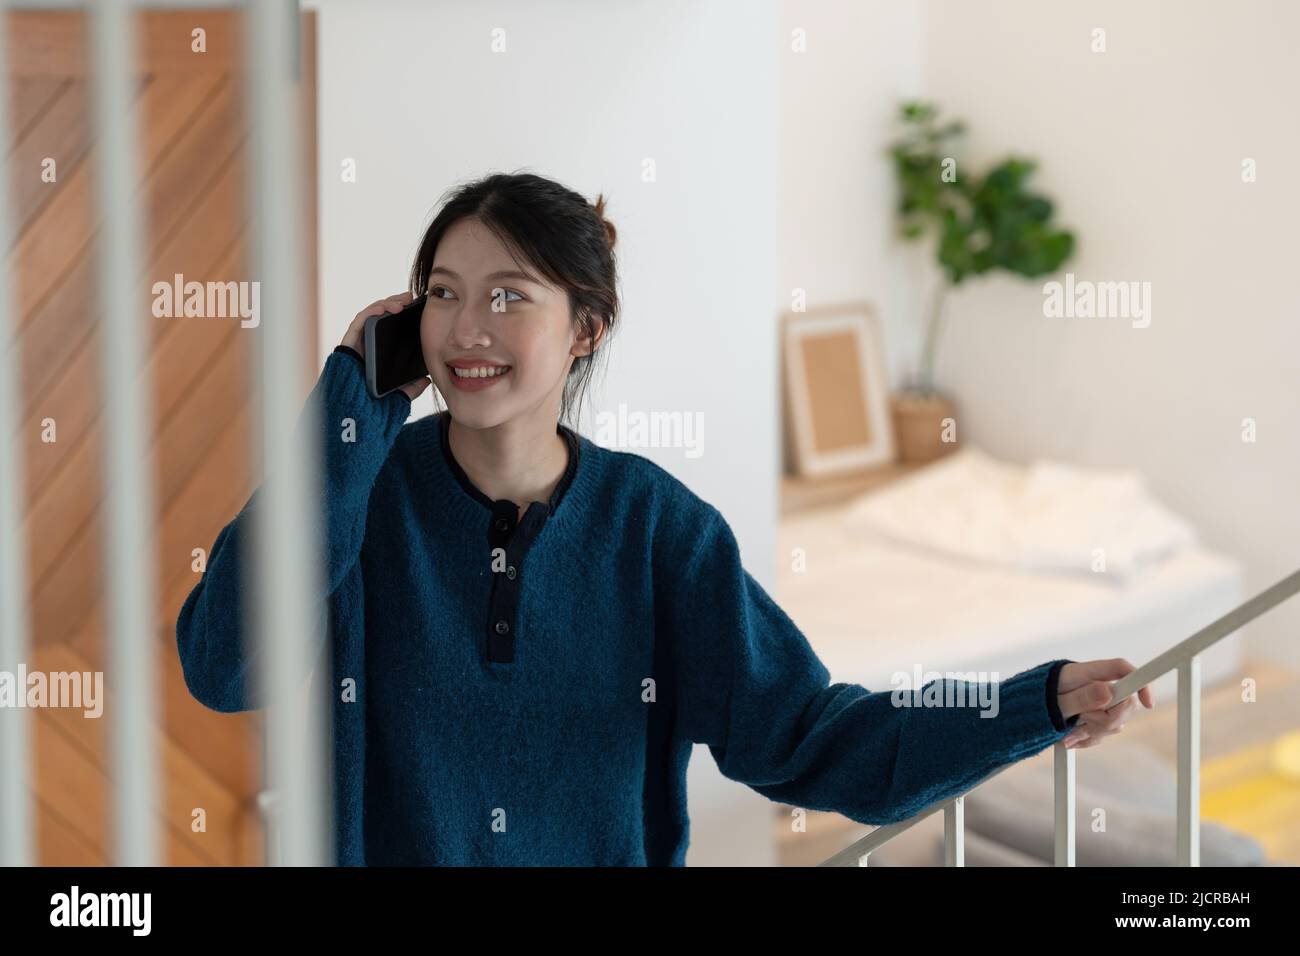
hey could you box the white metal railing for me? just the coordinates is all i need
[245,0,331,868]
[0,0,35,869]
[820,567,1300,867]
[0,0,330,866]
[89,0,163,869]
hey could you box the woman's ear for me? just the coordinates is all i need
[572,309,605,358]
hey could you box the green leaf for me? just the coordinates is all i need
[887,100,1074,297]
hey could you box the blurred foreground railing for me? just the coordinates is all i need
[0,0,328,866]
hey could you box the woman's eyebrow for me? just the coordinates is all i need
[429,266,541,284]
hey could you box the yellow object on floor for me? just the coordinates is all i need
[1271,729,1300,780]
[1200,731,1300,864]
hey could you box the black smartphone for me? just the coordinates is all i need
[364,293,428,399]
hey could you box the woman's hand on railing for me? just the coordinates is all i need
[1056,658,1155,750]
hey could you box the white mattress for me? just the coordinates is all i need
[776,505,1246,700]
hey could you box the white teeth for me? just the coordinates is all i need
[451,365,510,379]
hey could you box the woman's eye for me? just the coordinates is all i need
[428,285,522,303]
[490,288,525,307]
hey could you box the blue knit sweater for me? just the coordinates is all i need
[176,349,1079,866]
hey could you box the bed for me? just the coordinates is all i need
[776,487,1246,704]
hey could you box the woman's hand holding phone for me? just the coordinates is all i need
[341,291,431,401]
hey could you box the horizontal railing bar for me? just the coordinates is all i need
[1105,567,1300,706]
[818,760,1022,866]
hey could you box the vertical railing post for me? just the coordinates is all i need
[943,797,964,866]
[245,0,330,866]
[89,0,161,867]
[0,0,35,869]
[256,788,281,866]
[1177,656,1201,866]
[1054,742,1075,866]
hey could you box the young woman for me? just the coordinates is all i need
[176,171,1154,866]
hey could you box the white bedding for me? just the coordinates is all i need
[841,446,1197,584]
[776,503,1246,699]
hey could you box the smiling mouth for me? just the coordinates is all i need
[448,364,512,379]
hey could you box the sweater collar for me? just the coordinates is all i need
[414,410,597,534]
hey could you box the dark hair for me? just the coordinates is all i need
[408,171,619,430]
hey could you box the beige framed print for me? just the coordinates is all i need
[782,302,895,476]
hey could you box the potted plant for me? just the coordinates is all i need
[887,100,1075,463]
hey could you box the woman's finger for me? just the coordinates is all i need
[400,375,431,402]
[340,311,370,351]
[365,292,412,318]
[343,293,416,353]
[1077,696,1137,730]
[1064,658,1138,686]
[1059,680,1115,721]
[1076,723,1128,749]
[1065,725,1121,748]
[1075,711,1113,731]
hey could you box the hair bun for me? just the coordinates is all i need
[593,193,617,251]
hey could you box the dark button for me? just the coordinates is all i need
[494,620,510,635]
[506,565,516,580]
[495,518,510,532]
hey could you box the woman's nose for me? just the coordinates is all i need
[448,305,494,346]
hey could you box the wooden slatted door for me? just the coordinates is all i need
[4,9,318,865]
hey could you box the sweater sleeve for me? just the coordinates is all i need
[175,350,411,713]
[666,504,1077,826]
[1045,659,1079,732]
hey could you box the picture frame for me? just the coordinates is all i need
[781,301,896,477]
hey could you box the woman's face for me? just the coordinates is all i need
[420,218,588,429]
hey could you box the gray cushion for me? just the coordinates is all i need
[958,740,1266,866]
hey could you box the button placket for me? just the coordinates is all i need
[485,500,547,663]
[440,412,575,666]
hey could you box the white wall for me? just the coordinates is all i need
[920,0,1300,668]
[779,0,929,388]
[307,0,781,864]
[779,0,1300,670]
[310,0,778,562]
